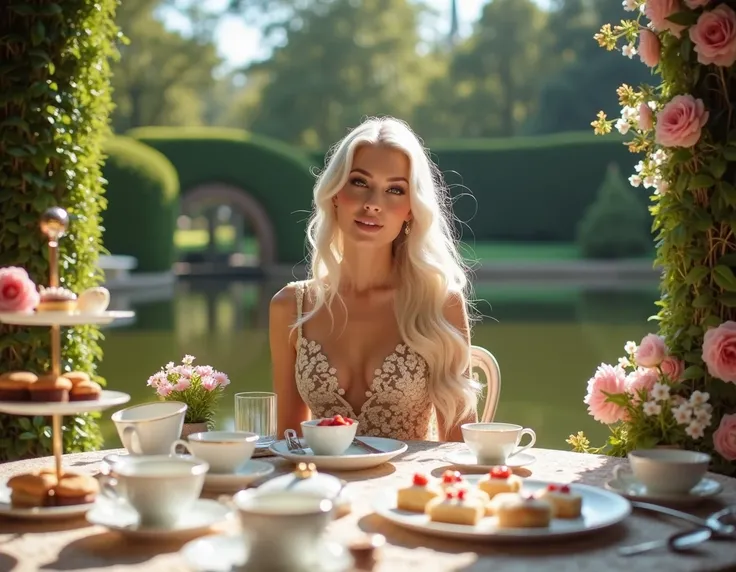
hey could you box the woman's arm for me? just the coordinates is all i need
[437,291,477,442]
[270,284,310,437]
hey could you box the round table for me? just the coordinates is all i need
[0,443,734,571]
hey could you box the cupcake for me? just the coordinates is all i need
[69,380,102,402]
[7,471,57,508]
[62,371,90,388]
[0,371,37,401]
[29,374,72,402]
[37,286,77,313]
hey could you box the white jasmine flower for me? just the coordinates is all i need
[625,341,638,355]
[689,391,709,406]
[622,0,637,11]
[616,118,630,134]
[643,400,662,416]
[622,44,637,58]
[673,404,692,425]
[651,382,670,401]
[618,357,631,368]
[629,174,642,187]
[685,420,705,440]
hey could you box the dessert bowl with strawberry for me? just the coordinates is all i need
[301,415,358,456]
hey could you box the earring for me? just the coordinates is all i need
[404,222,411,236]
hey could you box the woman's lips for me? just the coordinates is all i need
[354,218,383,232]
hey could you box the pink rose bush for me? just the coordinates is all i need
[689,4,736,67]
[645,0,686,36]
[655,95,709,148]
[0,267,39,313]
[713,414,736,461]
[702,321,736,383]
[638,29,661,68]
[684,0,711,8]
[147,354,230,426]
[635,333,667,367]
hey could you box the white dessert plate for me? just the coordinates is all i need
[269,437,407,471]
[87,499,233,539]
[373,477,631,541]
[203,460,275,492]
[0,478,91,520]
[605,474,723,505]
[443,449,536,470]
[181,533,351,572]
[0,390,130,416]
[0,310,134,326]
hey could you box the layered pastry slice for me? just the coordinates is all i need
[478,465,523,499]
[534,484,583,519]
[490,492,552,529]
[426,488,485,526]
[396,473,442,513]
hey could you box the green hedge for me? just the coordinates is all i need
[102,137,179,272]
[311,131,640,243]
[127,127,316,265]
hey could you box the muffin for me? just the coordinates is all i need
[7,471,57,508]
[29,374,72,402]
[54,472,99,506]
[62,371,90,388]
[69,380,102,402]
[36,286,77,313]
[0,371,37,401]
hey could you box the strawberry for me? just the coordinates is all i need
[412,473,429,487]
[489,465,511,479]
[442,470,462,484]
[560,485,571,494]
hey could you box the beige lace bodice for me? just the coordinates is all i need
[293,282,435,441]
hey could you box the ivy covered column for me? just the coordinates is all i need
[0,1,119,459]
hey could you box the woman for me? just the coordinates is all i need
[270,116,479,442]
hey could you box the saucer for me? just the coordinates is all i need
[605,474,723,505]
[181,533,352,572]
[87,498,233,539]
[269,436,407,471]
[204,460,275,492]
[443,449,536,470]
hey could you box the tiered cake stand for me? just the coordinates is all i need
[0,207,133,487]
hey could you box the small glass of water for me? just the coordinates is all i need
[234,391,277,447]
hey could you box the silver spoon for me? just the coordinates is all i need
[619,526,713,556]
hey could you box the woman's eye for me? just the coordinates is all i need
[387,187,405,195]
[350,177,368,187]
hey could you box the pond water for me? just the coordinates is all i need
[98,279,659,452]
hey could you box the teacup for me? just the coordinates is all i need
[171,431,259,473]
[111,401,186,455]
[614,448,711,495]
[301,419,358,456]
[99,454,209,528]
[231,489,334,571]
[461,422,536,465]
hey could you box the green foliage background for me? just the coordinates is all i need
[0,0,119,460]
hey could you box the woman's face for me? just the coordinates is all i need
[333,144,412,247]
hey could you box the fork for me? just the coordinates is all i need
[284,429,305,455]
[351,438,383,455]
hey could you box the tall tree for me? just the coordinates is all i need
[236,0,437,147]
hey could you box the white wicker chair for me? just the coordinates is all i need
[471,345,501,422]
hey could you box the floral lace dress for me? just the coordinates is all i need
[292,281,435,440]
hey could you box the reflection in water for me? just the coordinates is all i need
[98,279,658,451]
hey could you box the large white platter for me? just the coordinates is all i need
[0,478,92,520]
[0,390,130,416]
[0,310,134,326]
[372,477,631,542]
[269,436,407,471]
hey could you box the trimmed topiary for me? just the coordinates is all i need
[576,164,652,259]
[101,136,180,273]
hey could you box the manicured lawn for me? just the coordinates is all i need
[175,227,583,262]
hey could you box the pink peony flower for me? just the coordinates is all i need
[201,375,218,391]
[660,356,684,381]
[638,29,661,67]
[645,0,686,36]
[156,383,173,397]
[213,371,230,387]
[584,364,627,424]
[713,413,736,461]
[689,4,736,67]
[635,334,667,367]
[655,95,709,148]
[684,0,711,9]
[639,103,654,130]
[626,367,660,400]
[702,321,736,383]
[174,378,191,392]
[0,267,40,313]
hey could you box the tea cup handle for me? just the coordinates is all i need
[170,439,193,457]
[612,464,632,482]
[510,428,536,458]
[98,474,124,504]
[121,426,143,456]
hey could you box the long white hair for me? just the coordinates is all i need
[298,116,479,428]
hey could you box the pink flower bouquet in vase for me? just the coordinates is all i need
[147,354,230,432]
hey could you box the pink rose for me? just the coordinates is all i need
[655,94,709,148]
[635,333,667,367]
[639,29,661,67]
[645,0,686,36]
[626,367,660,400]
[0,267,40,313]
[684,0,710,8]
[702,321,736,383]
[713,413,736,461]
[689,5,736,67]
[660,356,684,381]
[584,364,627,424]
[639,103,654,130]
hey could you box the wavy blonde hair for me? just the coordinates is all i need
[297,117,479,430]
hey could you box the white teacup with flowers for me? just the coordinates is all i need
[147,354,230,435]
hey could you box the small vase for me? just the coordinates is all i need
[181,422,208,439]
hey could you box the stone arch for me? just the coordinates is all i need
[181,183,278,270]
